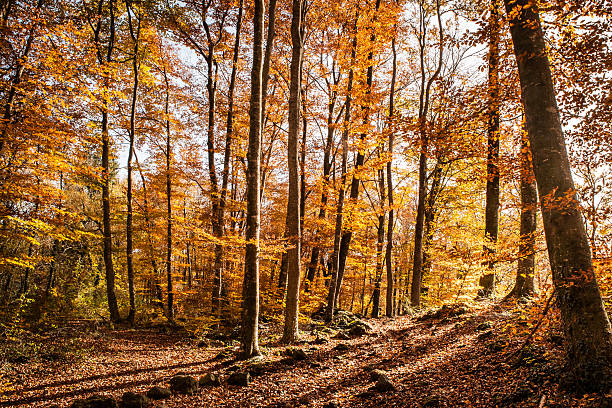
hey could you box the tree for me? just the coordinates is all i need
[162,60,174,321]
[384,31,397,318]
[481,0,501,297]
[326,18,357,322]
[503,0,612,391]
[242,0,265,359]
[124,0,141,325]
[507,121,536,298]
[371,164,385,318]
[410,0,443,307]
[282,0,305,344]
[92,0,121,323]
[332,0,382,314]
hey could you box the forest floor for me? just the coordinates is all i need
[1,301,610,408]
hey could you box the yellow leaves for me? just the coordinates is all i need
[3,216,53,236]
[0,257,36,269]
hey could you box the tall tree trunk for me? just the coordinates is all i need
[507,122,536,298]
[482,0,501,297]
[410,0,443,307]
[218,0,243,305]
[162,64,173,321]
[125,0,140,325]
[282,0,304,344]
[204,24,223,313]
[333,0,381,312]
[242,0,265,359]
[504,0,612,391]
[326,29,357,322]
[94,0,120,323]
[385,36,397,317]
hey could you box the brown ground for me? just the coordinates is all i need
[1,302,609,407]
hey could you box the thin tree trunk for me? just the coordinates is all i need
[504,0,612,391]
[259,0,278,202]
[306,70,339,288]
[385,36,397,317]
[242,0,265,359]
[208,1,243,314]
[125,0,140,325]
[410,138,428,307]
[410,0,443,307]
[204,22,223,313]
[282,0,305,344]
[134,154,163,307]
[326,28,357,322]
[333,0,381,312]
[162,64,173,321]
[218,0,243,305]
[94,0,120,323]
[482,0,501,297]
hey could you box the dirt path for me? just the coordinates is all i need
[0,303,606,407]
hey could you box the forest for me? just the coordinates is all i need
[0,0,611,406]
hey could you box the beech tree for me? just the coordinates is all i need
[1,1,610,397]
[124,0,141,326]
[410,0,443,307]
[282,0,306,344]
[91,0,121,323]
[242,0,265,359]
[481,0,501,297]
[503,0,612,391]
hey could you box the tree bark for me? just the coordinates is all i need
[241,0,265,359]
[372,167,386,318]
[326,28,357,322]
[94,0,120,323]
[333,0,381,312]
[209,0,243,314]
[134,153,163,307]
[202,12,223,314]
[410,0,443,307]
[507,123,536,298]
[125,0,140,326]
[162,64,173,321]
[410,138,428,307]
[306,69,339,288]
[385,36,397,318]
[504,0,612,391]
[282,0,305,344]
[482,0,501,297]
